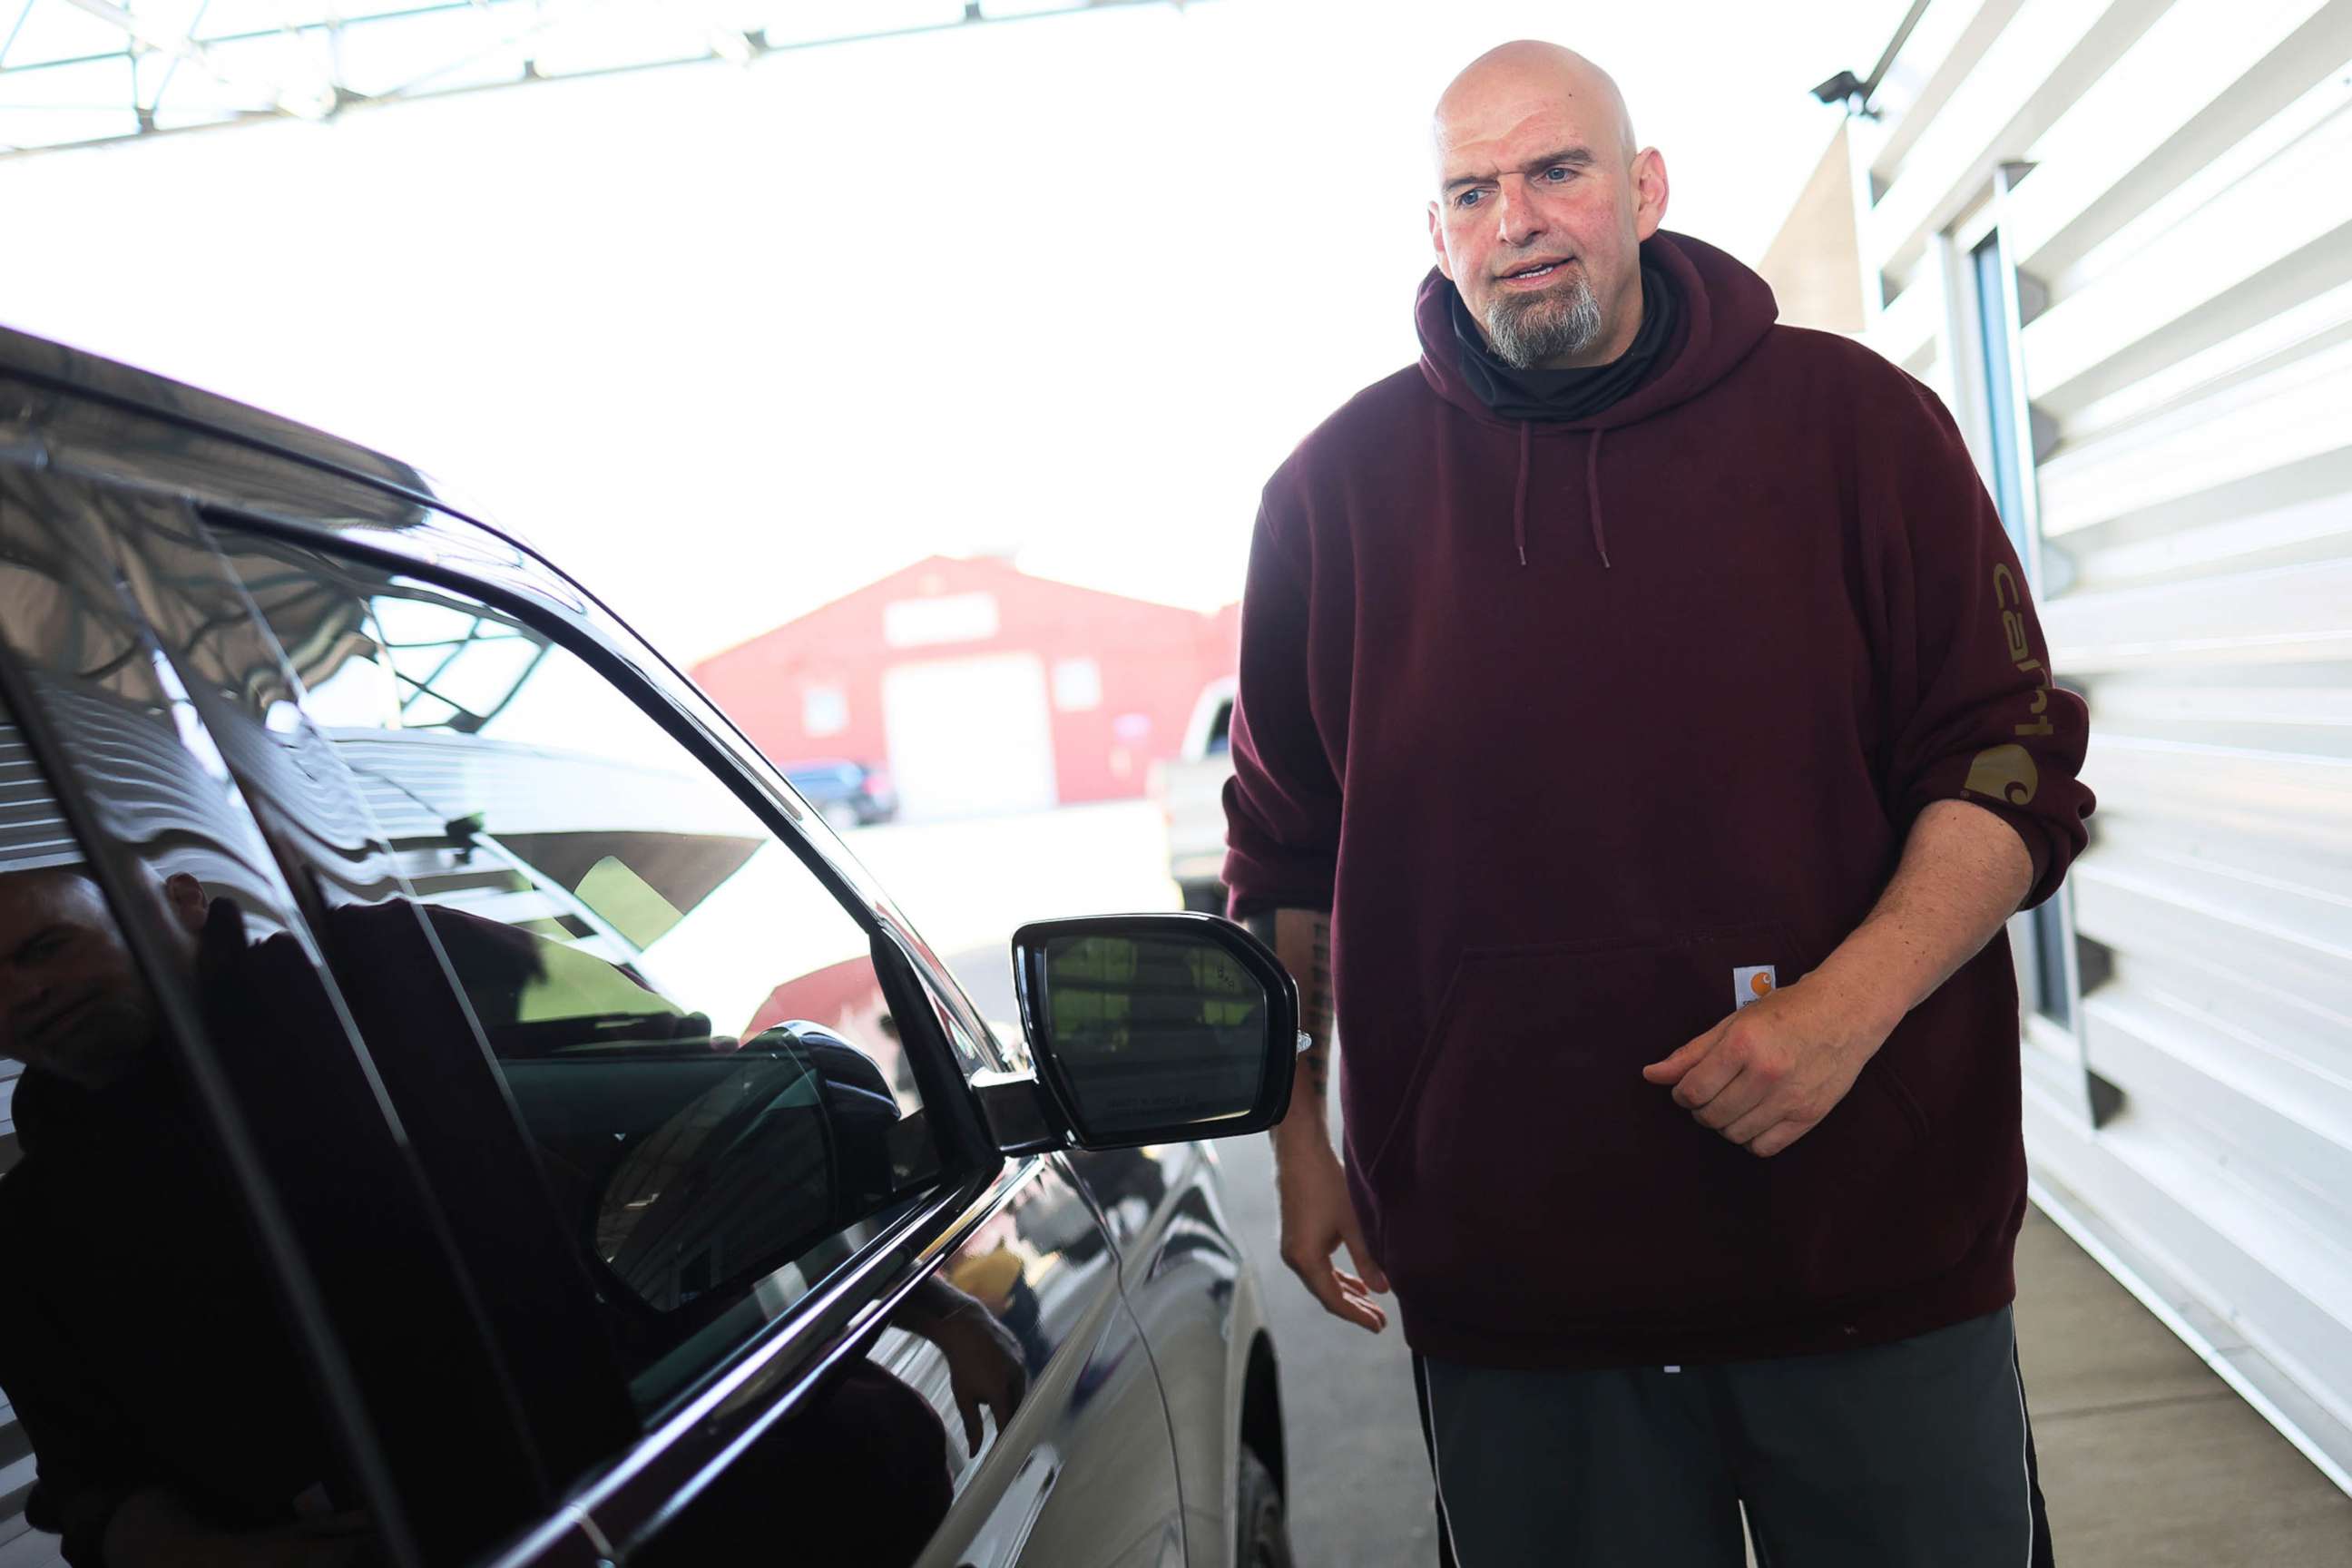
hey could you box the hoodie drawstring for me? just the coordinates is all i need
[1586,428,1612,570]
[1512,420,1531,567]
[1512,424,1614,570]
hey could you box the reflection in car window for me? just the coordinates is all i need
[0,689,388,1567]
[215,533,950,1412]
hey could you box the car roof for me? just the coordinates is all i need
[0,322,522,551]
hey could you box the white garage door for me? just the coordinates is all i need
[881,654,1058,822]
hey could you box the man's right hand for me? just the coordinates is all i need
[1273,1140,1390,1332]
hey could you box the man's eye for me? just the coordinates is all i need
[1542,165,1574,183]
[1455,189,1485,209]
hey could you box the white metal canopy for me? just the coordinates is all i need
[0,0,1200,158]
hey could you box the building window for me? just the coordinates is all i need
[1968,230,2074,1035]
[1971,239,2033,564]
[802,684,848,738]
[1051,658,1102,712]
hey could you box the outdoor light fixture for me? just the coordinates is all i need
[1810,69,1867,110]
[1811,0,1932,119]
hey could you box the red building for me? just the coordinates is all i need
[690,555,1240,821]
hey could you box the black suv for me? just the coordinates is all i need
[0,328,1296,1568]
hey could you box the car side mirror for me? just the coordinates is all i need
[1005,914,1298,1151]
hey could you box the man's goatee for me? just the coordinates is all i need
[1484,275,1605,368]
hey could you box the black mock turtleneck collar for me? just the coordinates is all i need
[1447,262,1680,422]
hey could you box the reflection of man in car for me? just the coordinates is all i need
[0,864,378,1567]
[0,867,193,1091]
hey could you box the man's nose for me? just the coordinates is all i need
[1493,175,1545,248]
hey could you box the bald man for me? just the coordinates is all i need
[1225,42,2090,1565]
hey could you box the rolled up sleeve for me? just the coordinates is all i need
[1869,375,2094,909]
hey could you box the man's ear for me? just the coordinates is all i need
[1632,147,1670,240]
[1426,203,1454,279]
[162,872,208,936]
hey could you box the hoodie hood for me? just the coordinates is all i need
[1417,230,1780,567]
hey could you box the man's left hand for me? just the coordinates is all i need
[1640,977,1892,1158]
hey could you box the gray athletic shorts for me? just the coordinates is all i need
[1414,1305,2055,1567]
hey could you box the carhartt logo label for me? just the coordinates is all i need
[1964,743,2039,806]
[1993,564,2056,740]
[1732,965,1776,1011]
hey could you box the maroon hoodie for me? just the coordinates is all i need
[1222,231,2094,1368]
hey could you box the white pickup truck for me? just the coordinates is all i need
[1153,678,1236,914]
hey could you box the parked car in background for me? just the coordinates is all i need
[781,757,898,830]
[1155,678,1237,913]
[0,327,1298,1568]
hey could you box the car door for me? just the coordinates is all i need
[112,474,1191,1567]
[0,468,574,1567]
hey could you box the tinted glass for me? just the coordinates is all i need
[1040,932,1267,1139]
[213,532,951,1413]
[0,483,494,1567]
[0,701,382,1568]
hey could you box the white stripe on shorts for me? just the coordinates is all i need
[1418,1356,1470,1568]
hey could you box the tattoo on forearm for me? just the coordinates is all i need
[1308,919,1334,1039]
[1303,916,1334,1100]
[1261,908,1338,1127]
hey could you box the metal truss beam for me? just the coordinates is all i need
[0,0,1206,160]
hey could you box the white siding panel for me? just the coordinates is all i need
[2077,736,2352,851]
[2078,1041,2352,1321]
[2003,0,2349,279]
[2042,563,2352,670]
[2028,1102,2352,1493]
[2020,73,2352,410]
[1834,0,2352,1484]
[2060,279,2352,456]
[2072,849,2352,1024]
[2084,980,2352,1220]
[2072,483,2352,593]
[1864,0,2170,277]
[2063,1105,2352,1435]
[2079,675,2352,757]
[2035,333,2352,534]
[1864,273,1944,372]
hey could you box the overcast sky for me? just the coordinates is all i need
[0,0,1902,662]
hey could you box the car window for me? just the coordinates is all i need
[0,706,392,1568]
[0,494,546,1568]
[208,527,956,1415]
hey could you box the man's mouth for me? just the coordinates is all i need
[24,993,101,1045]
[1498,258,1573,285]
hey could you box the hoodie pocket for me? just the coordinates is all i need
[1364,925,1943,1335]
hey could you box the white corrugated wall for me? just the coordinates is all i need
[1837,0,2352,1493]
